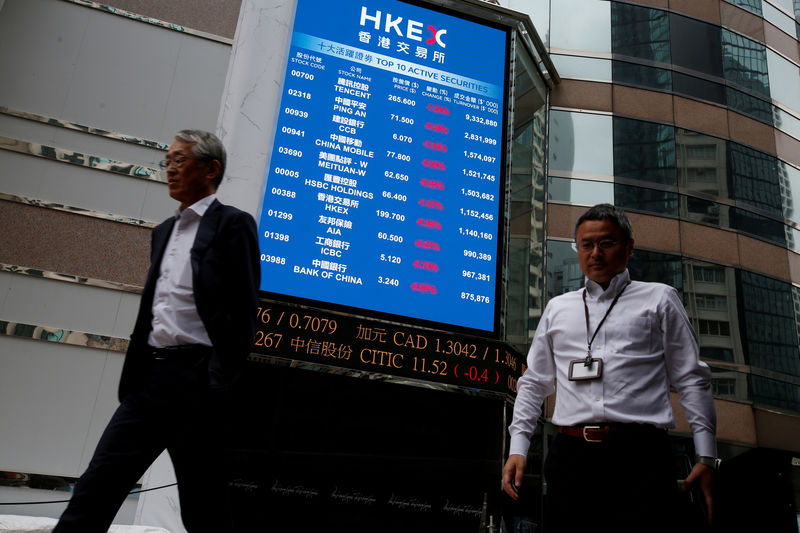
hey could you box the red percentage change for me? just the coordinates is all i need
[411,282,437,294]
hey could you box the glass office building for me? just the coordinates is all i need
[514,0,800,530]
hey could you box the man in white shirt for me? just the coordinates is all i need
[54,130,260,533]
[502,204,717,532]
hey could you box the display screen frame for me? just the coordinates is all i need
[256,0,513,339]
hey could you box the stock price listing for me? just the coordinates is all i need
[257,0,507,333]
[251,301,525,395]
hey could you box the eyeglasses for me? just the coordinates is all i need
[158,155,201,169]
[577,240,620,253]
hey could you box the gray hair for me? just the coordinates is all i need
[574,204,634,241]
[174,129,226,188]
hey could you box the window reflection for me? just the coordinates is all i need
[628,249,681,289]
[676,129,728,197]
[739,270,800,376]
[773,106,800,140]
[545,240,584,300]
[767,49,800,113]
[550,0,611,53]
[612,61,672,91]
[710,366,750,404]
[507,237,532,350]
[507,0,550,46]
[731,207,786,245]
[683,261,745,366]
[792,285,800,351]
[751,375,800,411]
[786,226,800,252]
[763,1,797,36]
[779,161,800,225]
[608,2,785,126]
[615,184,678,215]
[672,72,726,105]
[726,87,773,124]
[728,143,782,216]
[549,111,613,176]
[611,2,670,63]
[560,110,798,247]
[723,0,763,17]
[547,177,613,205]
[613,116,675,185]
[681,196,730,228]
[507,43,547,348]
[767,0,795,13]
[552,54,612,81]
[669,13,723,77]
[721,29,770,98]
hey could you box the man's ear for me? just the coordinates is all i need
[205,159,221,185]
[627,238,635,258]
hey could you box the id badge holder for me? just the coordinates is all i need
[569,358,603,381]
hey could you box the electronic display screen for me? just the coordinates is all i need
[257,0,508,334]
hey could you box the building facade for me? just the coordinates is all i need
[523,0,800,530]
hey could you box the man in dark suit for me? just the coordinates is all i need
[54,130,260,533]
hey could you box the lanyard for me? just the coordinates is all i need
[582,281,630,366]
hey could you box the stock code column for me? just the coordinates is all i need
[258,0,507,333]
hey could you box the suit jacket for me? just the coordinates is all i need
[119,198,260,401]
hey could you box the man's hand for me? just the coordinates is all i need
[683,463,714,524]
[502,454,526,500]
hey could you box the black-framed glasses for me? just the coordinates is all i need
[158,155,201,169]
[577,240,620,253]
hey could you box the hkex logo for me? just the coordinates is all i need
[359,6,447,47]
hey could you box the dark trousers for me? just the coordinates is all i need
[54,349,230,533]
[543,425,678,533]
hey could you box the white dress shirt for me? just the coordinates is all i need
[147,195,216,348]
[509,269,717,458]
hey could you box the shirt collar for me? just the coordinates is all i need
[584,269,631,299]
[175,194,216,220]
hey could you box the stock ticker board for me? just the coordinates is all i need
[250,301,524,395]
[257,0,509,336]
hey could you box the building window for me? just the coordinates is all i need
[693,265,726,284]
[728,136,782,216]
[669,13,723,78]
[698,319,731,336]
[610,3,670,63]
[721,29,770,99]
[686,145,718,160]
[712,377,737,396]
[739,270,800,376]
[700,346,735,362]
[731,208,786,246]
[723,0,763,17]
[696,294,728,310]
[609,2,780,125]
[686,168,718,183]
[613,116,675,185]
[612,60,672,91]
[615,184,679,216]
[627,249,683,289]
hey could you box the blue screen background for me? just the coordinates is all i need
[258,0,507,333]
